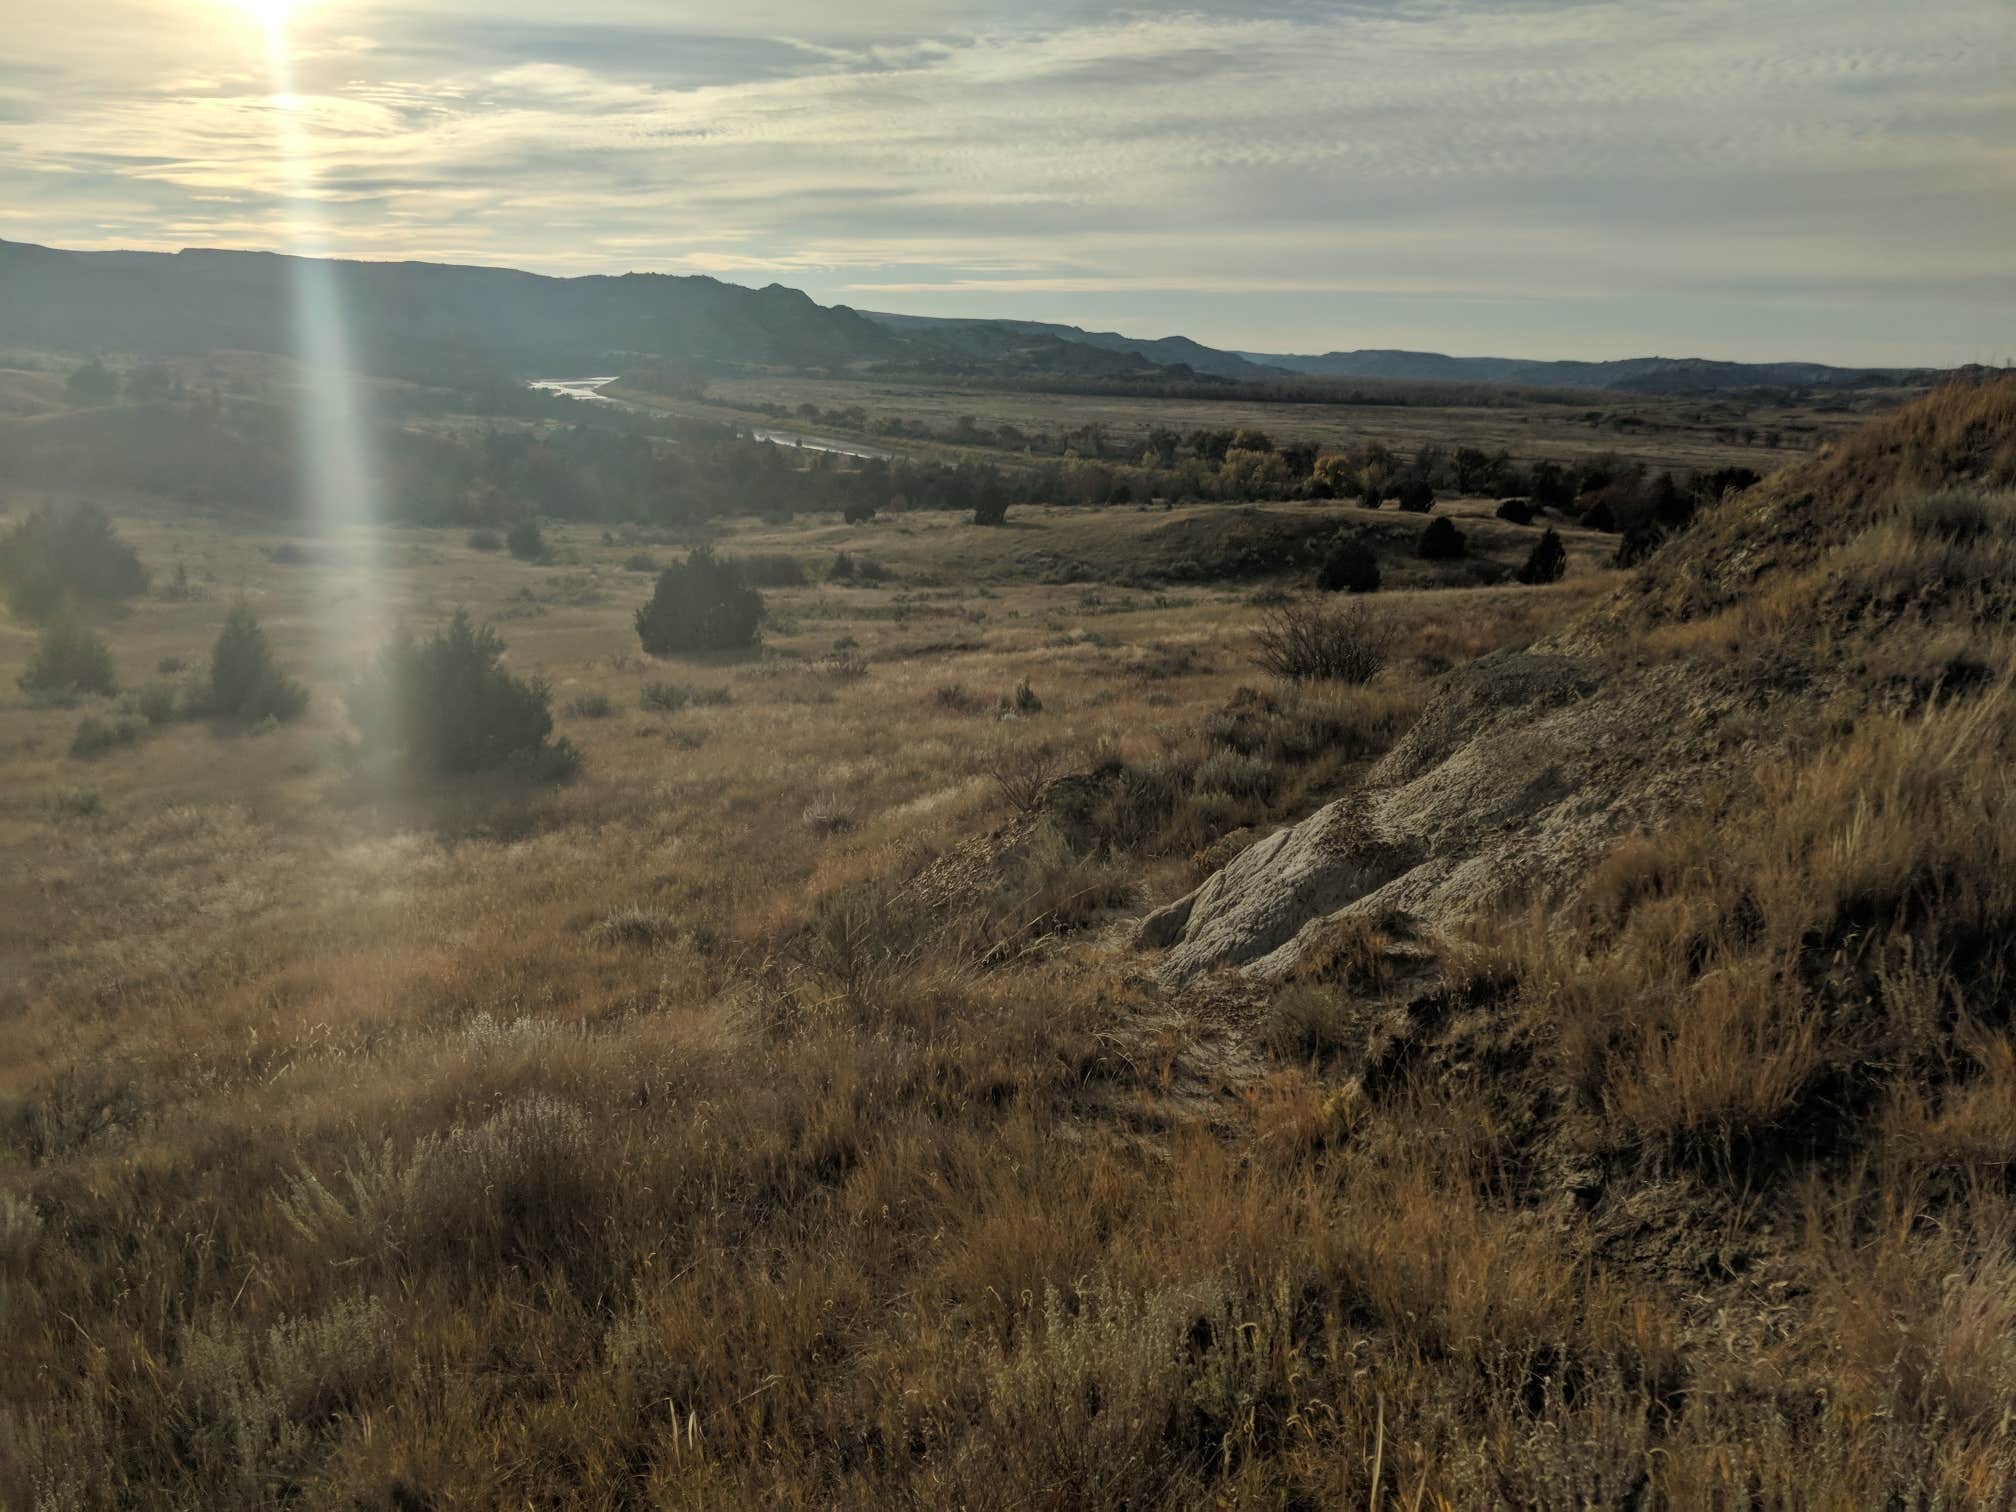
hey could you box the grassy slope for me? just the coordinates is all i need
[2,382,2015,1505]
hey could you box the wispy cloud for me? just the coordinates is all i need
[2,0,2010,362]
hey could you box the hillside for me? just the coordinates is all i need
[2,238,1935,396]
[0,240,908,382]
[1130,379,2016,1494]
[1243,347,1925,393]
[864,312,1288,382]
[1145,384,2016,976]
[868,309,1927,392]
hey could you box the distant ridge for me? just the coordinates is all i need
[1233,347,1924,394]
[0,238,903,381]
[0,237,1937,394]
[864,310,1930,393]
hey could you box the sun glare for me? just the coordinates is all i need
[234,0,300,42]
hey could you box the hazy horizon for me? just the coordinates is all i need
[5,0,2013,367]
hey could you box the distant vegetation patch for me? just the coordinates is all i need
[0,503,148,621]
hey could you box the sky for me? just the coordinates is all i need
[2,0,2011,366]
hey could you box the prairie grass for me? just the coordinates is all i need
[6,385,2016,1507]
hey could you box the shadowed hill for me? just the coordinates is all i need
[0,240,906,381]
[1,237,1938,394]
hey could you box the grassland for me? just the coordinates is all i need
[5,379,2016,1506]
[609,369,1908,479]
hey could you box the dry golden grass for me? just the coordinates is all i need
[6,387,2016,1507]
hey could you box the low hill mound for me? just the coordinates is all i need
[1144,377,2016,979]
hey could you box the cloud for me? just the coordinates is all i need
[0,0,2010,362]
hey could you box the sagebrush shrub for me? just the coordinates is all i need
[1252,600,1390,684]
[635,547,765,654]
[801,793,856,836]
[1194,747,1281,801]
[137,682,178,725]
[640,680,730,712]
[70,714,142,759]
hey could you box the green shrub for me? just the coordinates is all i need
[137,682,178,725]
[0,503,147,620]
[70,714,142,760]
[467,528,503,552]
[1518,529,1568,585]
[20,620,116,697]
[1614,526,1664,568]
[1417,517,1467,560]
[1495,497,1536,525]
[348,610,575,779]
[1315,537,1381,594]
[1395,478,1436,513]
[507,518,547,562]
[568,692,616,719]
[209,601,309,723]
[635,548,765,655]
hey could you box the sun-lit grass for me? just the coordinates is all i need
[6,381,2016,1504]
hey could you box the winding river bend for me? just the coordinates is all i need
[526,378,890,460]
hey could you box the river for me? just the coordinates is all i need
[526,378,890,460]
